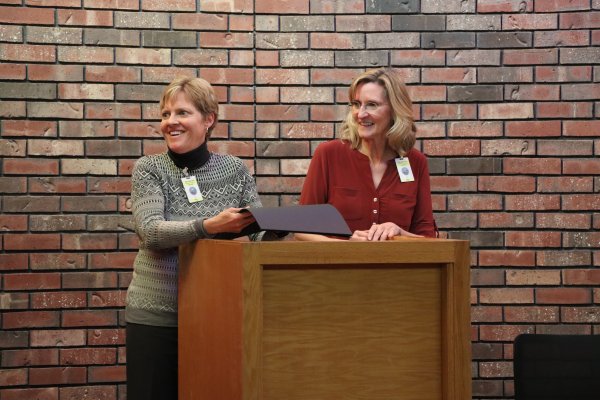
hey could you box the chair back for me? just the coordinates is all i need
[514,334,600,400]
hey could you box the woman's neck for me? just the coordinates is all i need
[167,141,210,170]
[359,139,396,165]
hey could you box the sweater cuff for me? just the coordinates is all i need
[192,218,214,239]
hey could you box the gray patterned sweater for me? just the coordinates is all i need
[126,152,262,327]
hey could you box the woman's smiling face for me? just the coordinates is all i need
[352,82,392,143]
[160,91,214,154]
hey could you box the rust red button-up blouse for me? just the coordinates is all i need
[299,139,436,237]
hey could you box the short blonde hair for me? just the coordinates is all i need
[160,77,219,138]
[339,67,416,157]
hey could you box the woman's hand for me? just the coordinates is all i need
[353,222,423,241]
[202,208,256,235]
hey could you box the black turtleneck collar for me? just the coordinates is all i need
[167,141,211,170]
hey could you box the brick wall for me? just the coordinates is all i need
[1,0,599,399]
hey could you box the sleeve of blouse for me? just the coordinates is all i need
[409,154,437,238]
[131,157,211,250]
[299,143,329,205]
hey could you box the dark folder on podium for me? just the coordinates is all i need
[214,204,352,239]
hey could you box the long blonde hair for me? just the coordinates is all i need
[160,77,219,138]
[339,67,416,157]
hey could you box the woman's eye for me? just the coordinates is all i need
[161,112,170,119]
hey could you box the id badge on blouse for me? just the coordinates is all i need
[181,175,203,203]
[395,157,415,183]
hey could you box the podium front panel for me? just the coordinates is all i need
[179,239,471,400]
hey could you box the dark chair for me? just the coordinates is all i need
[514,334,600,400]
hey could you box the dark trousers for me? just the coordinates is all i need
[126,323,178,400]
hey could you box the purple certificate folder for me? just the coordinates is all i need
[214,204,352,239]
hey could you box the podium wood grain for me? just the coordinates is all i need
[179,239,470,400]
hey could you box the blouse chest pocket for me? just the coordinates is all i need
[331,186,363,221]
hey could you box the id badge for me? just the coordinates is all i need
[181,175,203,203]
[395,157,415,183]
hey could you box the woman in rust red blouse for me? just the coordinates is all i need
[296,67,437,241]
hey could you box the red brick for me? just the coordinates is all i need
[503,158,561,175]
[562,194,600,211]
[447,121,502,137]
[1,387,58,400]
[562,307,600,323]
[564,269,600,285]
[479,325,534,342]
[535,0,590,11]
[30,329,86,347]
[422,104,477,120]
[537,102,593,118]
[86,65,140,83]
[200,67,253,85]
[537,66,592,83]
[0,6,54,24]
[448,194,502,211]
[255,0,308,13]
[83,0,138,8]
[3,311,59,329]
[0,368,28,386]
[478,176,535,193]
[89,290,127,308]
[479,212,534,229]
[536,288,592,304]
[0,63,25,79]
[85,103,141,120]
[28,64,84,82]
[172,12,227,30]
[62,310,117,327]
[535,30,590,47]
[1,348,58,367]
[537,250,591,267]
[57,9,112,26]
[538,176,593,192]
[480,288,534,304]
[88,365,126,383]
[538,140,593,156]
[255,50,279,67]
[1,43,56,62]
[4,234,61,251]
[502,14,557,30]
[560,11,600,29]
[505,231,561,248]
[256,105,308,121]
[471,306,503,323]
[87,328,125,346]
[29,367,87,385]
[392,49,445,66]
[62,272,118,289]
[506,269,561,286]
[200,0,252,12]
[200,32,253,48]
[142,0,195,10]
[505,194,560,211]
[29,253,86,270]
[58,46,113,63]
[62,233,118,251]
[0,253,28,271]
[59,386,116,399]
[422,139,479,156]
[0,214,27,231]
[563,158,600,175]
[31,291,87,309]
[537,213,590,229]
[480,103,533,119]
[59,348,115,366]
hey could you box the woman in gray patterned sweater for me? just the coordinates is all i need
[126,77,260,400]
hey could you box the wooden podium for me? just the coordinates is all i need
[179,239,471,400]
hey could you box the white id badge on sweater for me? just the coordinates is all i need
[395,157,415,182]
[181,176,203,203]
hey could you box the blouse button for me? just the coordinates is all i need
[373,197,378,202]
[373,209,378,214]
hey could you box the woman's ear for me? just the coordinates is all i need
[205,113,216,130]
